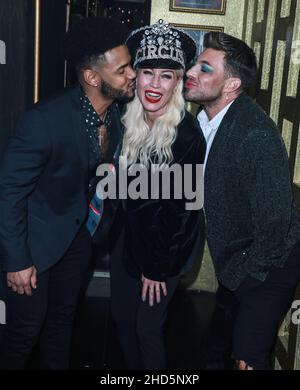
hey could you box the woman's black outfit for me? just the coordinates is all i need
[110,111,206,369]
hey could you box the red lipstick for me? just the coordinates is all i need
[145,90,163,104]
[185,81,197,89]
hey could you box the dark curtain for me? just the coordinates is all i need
[39,0,66,100]
[0,0,67,153]
[0,0,34,154]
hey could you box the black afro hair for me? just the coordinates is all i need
[64,16,129,69]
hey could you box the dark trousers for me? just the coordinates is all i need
[203,284,238,369]
[210,241,300,370]
[0,225,92,370]
[110,231,180,370]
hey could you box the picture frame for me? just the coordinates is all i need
[169,0,226,15]
[170,23,224,55]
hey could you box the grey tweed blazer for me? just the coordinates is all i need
[203,93,300,290]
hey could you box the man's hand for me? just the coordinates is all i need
[141,274,167,307]
[7,266,37,296]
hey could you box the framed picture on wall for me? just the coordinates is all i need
[170,23,224,55]
[169,0,226,15]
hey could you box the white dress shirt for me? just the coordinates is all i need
[197,101,235,171]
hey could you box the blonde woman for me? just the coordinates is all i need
[109,20,206,369]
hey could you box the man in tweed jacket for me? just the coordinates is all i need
[185,31,300,369]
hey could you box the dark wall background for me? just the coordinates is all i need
[39,0,66,100]
[0,0,67,153]
[0,0,34,155]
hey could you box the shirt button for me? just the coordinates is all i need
[75,219,80,225]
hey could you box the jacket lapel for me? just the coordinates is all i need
[70,86,89,174]
[205,93,248,176]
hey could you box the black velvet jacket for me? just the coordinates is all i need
[123,111,206,281]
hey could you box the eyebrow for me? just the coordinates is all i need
[141,69,175,75]
[159,70,175,75]
[116,63,130,71]
[199,60,212,66]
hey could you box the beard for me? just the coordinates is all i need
[184,80,225,105]
[100,80,134,103]
[184,88,222,106]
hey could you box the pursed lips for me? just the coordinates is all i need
[185,80,197,89]
[145,89,163,103]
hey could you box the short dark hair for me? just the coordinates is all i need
[204,32,257,90]
[64,16,129,73]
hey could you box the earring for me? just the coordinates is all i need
[225,94,229,100]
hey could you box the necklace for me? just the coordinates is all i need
[97,111,108,153]
[98,110,107,126]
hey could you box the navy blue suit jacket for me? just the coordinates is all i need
[0,85,90,273]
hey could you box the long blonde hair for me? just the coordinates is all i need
[121,70,185,168]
